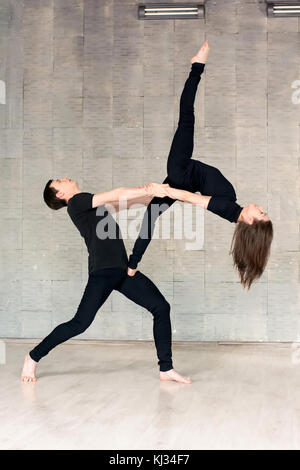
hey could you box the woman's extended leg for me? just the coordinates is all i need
[166,41,209,186]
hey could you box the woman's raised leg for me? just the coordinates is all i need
[167,40,209,186]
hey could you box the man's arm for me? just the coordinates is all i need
[92,183,169,209]
[104,194,154,213]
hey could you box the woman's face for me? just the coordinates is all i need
[246,203,270,224]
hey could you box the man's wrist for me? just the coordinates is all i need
[142,185,149,196]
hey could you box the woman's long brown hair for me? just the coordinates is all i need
[229,220,273,290]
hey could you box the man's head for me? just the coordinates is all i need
[43,178,79,210]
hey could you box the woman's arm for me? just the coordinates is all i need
[127,183,210,276]
[164,186,243,223]
[162,186,212,209]
[127,182,213,276]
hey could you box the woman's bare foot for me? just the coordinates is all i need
[160,369,192,384]
[190,39,210,64]
[21,353,37,383]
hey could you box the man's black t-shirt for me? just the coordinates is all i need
[67,192,128,274]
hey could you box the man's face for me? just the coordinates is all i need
[50,177,78,200]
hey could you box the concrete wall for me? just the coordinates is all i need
[1,0,300,342]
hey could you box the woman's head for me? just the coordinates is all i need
[241,203,269,224]
[230,218,273,289]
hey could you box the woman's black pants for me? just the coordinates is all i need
[166,61,205,188]
[29,267,173,372]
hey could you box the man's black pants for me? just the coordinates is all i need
[29,267,173,372]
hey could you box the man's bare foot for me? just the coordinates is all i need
[21,353,37,383]
[190,39,210,64]
[160,369,192,384]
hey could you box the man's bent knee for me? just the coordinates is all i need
[68,318,90,336]
[153,300,171,317]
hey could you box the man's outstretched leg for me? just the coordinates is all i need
[21,267,125,382]
[166,40,210,186]
[116,271,192,384]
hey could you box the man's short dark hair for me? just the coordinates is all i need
[43,179,67,210]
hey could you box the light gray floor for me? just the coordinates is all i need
[1,340,300,450]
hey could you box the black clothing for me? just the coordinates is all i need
[67,192,128,274]
[128,62,243,270]
[29,267,173,372]
[30,194,173,371]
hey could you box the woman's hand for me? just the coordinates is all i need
[145,182,171,198]
[127,267,138,277]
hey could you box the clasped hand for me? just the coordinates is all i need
[144,182,175,199]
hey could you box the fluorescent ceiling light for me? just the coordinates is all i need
[267,2,300,17]
[138,3,205,20]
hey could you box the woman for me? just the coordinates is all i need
[127,41,273,289]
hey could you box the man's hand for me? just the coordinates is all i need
[127,267,138,277]
[145,182,170,198]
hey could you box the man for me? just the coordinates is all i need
[21,178,192,384]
